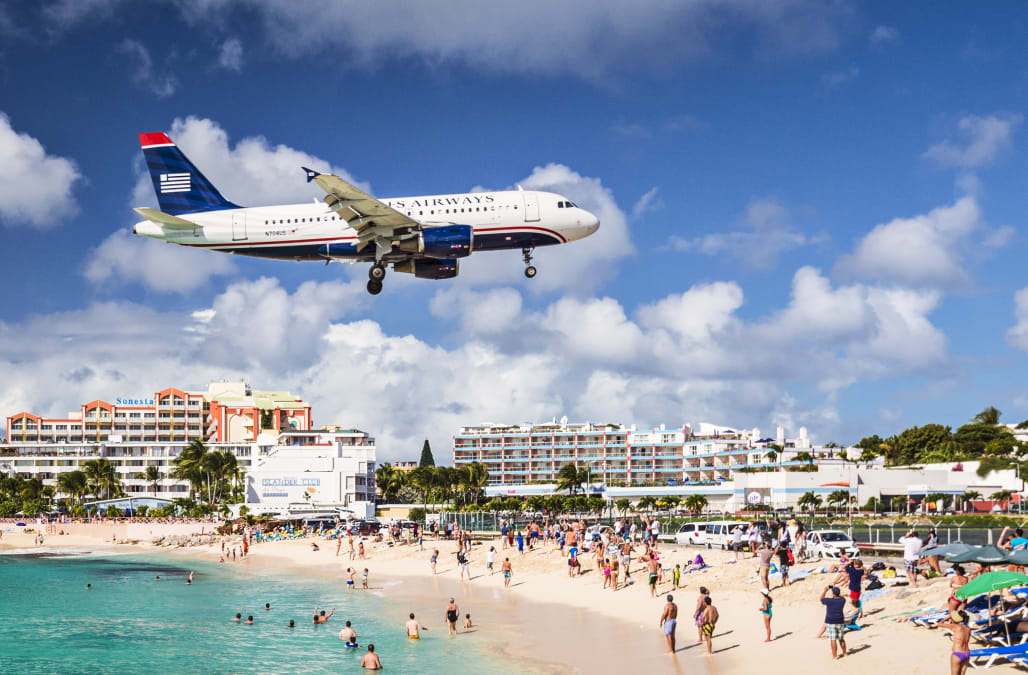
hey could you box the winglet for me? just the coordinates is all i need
[303,166,321,183]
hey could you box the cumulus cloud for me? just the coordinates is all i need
[834,197,983,287]
[0,112,81,228]
[118,39,178,98]
[668,198,823,267]
[84,228,237,293]
[869,25,899,45]
[1006,288,1028,353]
[923,113,1023,169]
[173,0,847,83]
[217,36,243,71]
[631,187,663,219]
[131,116,368,208]
[0,264,949,461]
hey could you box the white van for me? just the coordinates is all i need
[674,522,707,546]
[703,520,748,550]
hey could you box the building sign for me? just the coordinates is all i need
[115,397,155,406]
[261,478,321,487]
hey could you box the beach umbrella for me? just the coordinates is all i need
[919,542,974,559]
[949,544,1010,565]
[1006,549,1028,566]
[955,570,1028,600]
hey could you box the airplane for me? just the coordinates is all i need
[132,132,600,294]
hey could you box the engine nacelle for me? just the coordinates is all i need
[394,259,459,280]
[397,224,472,259]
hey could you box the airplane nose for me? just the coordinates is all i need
[585,212,600,235]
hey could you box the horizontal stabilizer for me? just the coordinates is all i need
[133,207,197,230]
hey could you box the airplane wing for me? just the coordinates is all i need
[133,207,198,230]
[303,167,418,259]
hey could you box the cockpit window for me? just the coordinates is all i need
[557,201,565,208]
[558,200,577,208]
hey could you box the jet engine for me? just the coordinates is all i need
[397,225,472,258]
[393,259,459,279]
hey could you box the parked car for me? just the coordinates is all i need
[351,520,382,536]
[674,522,707,546]
[703,520,748,549]
[807,530,860,559]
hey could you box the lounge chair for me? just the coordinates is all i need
[969,642,1028,669]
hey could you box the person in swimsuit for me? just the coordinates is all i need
[347,568,356,589]
[339,620,358,647]
[948,565,969,611]
[502,558,513,588]
[360,644,382,670]
[700,597,718,655]
[659,594,679,654]
[760,589,773,642]
[312,607,335,624]
[602,558,612,589]
[362,569,369,589]
[430,549,439,574]
[464,614,473,629]
[647,557,660,597]
[939,610,970,675]
[445,598,460,635]
[694,587,710,642]
[406,612,427,639]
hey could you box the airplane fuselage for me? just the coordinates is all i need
[134,189,599,263]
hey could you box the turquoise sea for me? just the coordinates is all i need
[0,551,512,674]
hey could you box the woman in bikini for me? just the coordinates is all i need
[938,610,970,675]
[948,565,969,612]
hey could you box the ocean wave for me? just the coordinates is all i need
[0,546,129,557]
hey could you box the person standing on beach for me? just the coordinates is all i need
[348,535,356,560]
[939,610,970,675]
[838,559,865,601]
[757,541,773,591]
[362,568,369,589]
[346,568,356,590]
[699,597,718,655]
[820,586,847,659]
[487,546,496,575]
[457,548,471,581]
[732,525,744,561]
[515,530,525,555]
[430,549,439,574]
[659,594,679,654]
[694,587,710,642]
[445,598,460,635]
[360,644,382,670]
[760,589,773,642]
[899,530,923,588]
[774,539,790,587]
[647,556,660,598]
[358,541,366,560]
[502,557,513,588]
[336,536,342,557]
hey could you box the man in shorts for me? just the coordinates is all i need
[659,594,678,654]
[732,525,745,560]
[648,556,660,597]
[820,585,847,659]
[899,530,923,588]
[757,540,774,590]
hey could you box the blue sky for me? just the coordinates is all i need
[1,1,1027,459]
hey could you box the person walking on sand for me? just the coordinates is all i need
[348,535,356,560]
[694,587,710,642]
[660,594,679,654]
[406,612,427,639]
[358,541,366,560]
[647,555,660,597]
[502,557,513,588]
[430,549,439,574]
[445,598,460,635]
[699,597,718,655]
[899,529,923,588]
[360,644,382,670]
[336,536,341,557]
[487,546,496,575]
[774,539,791,587]
[760,589,773,642]
[820,586,847,659]
[758,540,774,591]
[939,610,971,675]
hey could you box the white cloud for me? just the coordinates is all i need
[668,198,822,267]
[1006,288,1028,353]
[631,187,662,220]
[118,39,178,98]
[821,66,859,88]
[217,37,243,71]
[982,224,1016,248]
[0,112,81,228]
[923,113,1023,169]
[84,228,237,293]
[834,197,983,287]
[869,25,899,45]
[176,0,847,83]
[0,264,950,461]
[131,116,369,208]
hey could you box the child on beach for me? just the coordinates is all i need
[673,564,681,589]
[430,550,438,574]
[362,568,369,589]
[502,558,513,588]
[602,558,612,589]
[464,614,473,629]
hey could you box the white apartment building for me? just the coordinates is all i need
[453,420,844,487]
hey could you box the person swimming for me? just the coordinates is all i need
[339,620,358,647]
[233,613,242,622]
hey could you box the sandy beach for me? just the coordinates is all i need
[0,523,991,674]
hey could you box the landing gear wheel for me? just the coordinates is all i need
[369,264,386,281]
[522,246,537,279]
[367,280,383,295]
[524,265,537,279]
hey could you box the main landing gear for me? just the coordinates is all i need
[367,263,386,295]
[522,246,537,279]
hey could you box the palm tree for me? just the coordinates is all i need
[144,465,162,499]
[170,439,208,501]
[57,470,88,505]
[797,491,822,513]
[615,498,631,516]
[763,448,779,471]
[556,463,583,495]
[408,466,436,515]
[636,495,656,513]
[991,490,1014,509]
[465,462,489,506]
[974,406,1002,425]
[526,495,547,513]
[684,493,707,514]
[662,495,681,516]
[375,463,403,502]
[795,451,813,467]
[826,489,850,511]
[82,458,122,500]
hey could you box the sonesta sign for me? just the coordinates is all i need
[115,397,155,405]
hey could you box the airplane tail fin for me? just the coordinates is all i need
[138,132,241,215]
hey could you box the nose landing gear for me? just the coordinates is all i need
[522,246,537,279]
[367,263,386,295]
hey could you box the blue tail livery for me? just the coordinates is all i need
[138,132,240,215]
